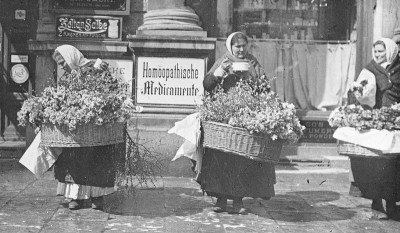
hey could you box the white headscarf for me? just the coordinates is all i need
[55,45,90,71]
[372,38,399,66]
[225,32,244,55]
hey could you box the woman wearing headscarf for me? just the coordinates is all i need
[200,32,274,215]
[203,32,265,92]
[349,38,400,108]
[347,38,400,219]
[51,45,122,210]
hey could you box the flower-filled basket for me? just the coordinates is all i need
[202,121,284,162]
[337,141,385,157]
[329,104,400,157]
[41,122,125,147]
[199,78,304,163]
[18,63,141,147]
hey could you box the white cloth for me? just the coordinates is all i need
[225,32,241,55]
[57,182,115,199]
[168,112,203,173]
[55,45,90,71]
[19,133,62,179]
[354,69,376,107]
[333,127,400,154]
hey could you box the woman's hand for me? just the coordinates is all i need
[349,82,364,98]
[220,58,232,71]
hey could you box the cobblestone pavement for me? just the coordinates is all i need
[1,161,400,233]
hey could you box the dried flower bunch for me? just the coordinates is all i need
[199,78,305,143]
[328,104,400,131]
[18,65,140,131]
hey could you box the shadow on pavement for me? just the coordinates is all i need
[103,187,212,217]
[247,190,357,222]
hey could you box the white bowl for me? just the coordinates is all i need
[232,62,249,71]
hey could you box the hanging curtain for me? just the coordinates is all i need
[215,40,356,110]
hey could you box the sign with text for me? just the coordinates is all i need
[104,59,133,96]
[56,15,122,40]
[299,120,336,143]
[136,57,205,105]
[51,0,130,15]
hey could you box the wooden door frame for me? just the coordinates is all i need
[355,0,375,78]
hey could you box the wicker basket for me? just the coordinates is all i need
[202,121,283,163]
[337,141,400,157]
[41,122,125,147]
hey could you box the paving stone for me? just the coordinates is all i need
[269,211,328,225]
[260,198,316,213]
[164,190,212,213]
[332,220,390,233]
[218,212,283,232]
[0,225,41,233]
[279,223,342,233]
[312,204,358,221]
[4,163,400,232]
[0,213,47,230]
[163,216,213,233]
[0,197,60,217]
[18,179,58,197]
[106,215,165,232]
[40,220,106,233]
[0,191,19,207]
[51,207,110,222]
[163,177,199,189]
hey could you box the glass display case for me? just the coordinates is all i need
[233,0,356,41]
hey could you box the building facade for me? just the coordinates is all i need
[0,0,399,169]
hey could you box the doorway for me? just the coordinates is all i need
[0,0,38,140]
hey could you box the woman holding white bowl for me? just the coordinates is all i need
[201,32,273,215]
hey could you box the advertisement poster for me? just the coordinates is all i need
[56,15,122,40]
[136,57,205,106]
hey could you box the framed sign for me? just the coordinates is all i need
[56,15,122,40]
[298,120,336,143]
[136,57,206,106]
[51,0,130,15]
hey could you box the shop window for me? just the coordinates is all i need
[233,0,356,41]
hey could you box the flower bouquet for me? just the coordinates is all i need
[198,77,305,162]
[18,65,141,147]
[328,104,400,156]
[328,104,400,131]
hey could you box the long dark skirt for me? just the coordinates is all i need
[349,155,400,201]
[199,148,276,199]
[54,144,123,188]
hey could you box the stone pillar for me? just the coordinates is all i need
[136,0,206,37]
[127,0,216,177]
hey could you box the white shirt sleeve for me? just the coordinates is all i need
[355,69,376,108]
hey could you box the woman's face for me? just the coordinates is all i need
[54,53,72,73]
[373,44,387,64]
[231,38,248,59]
